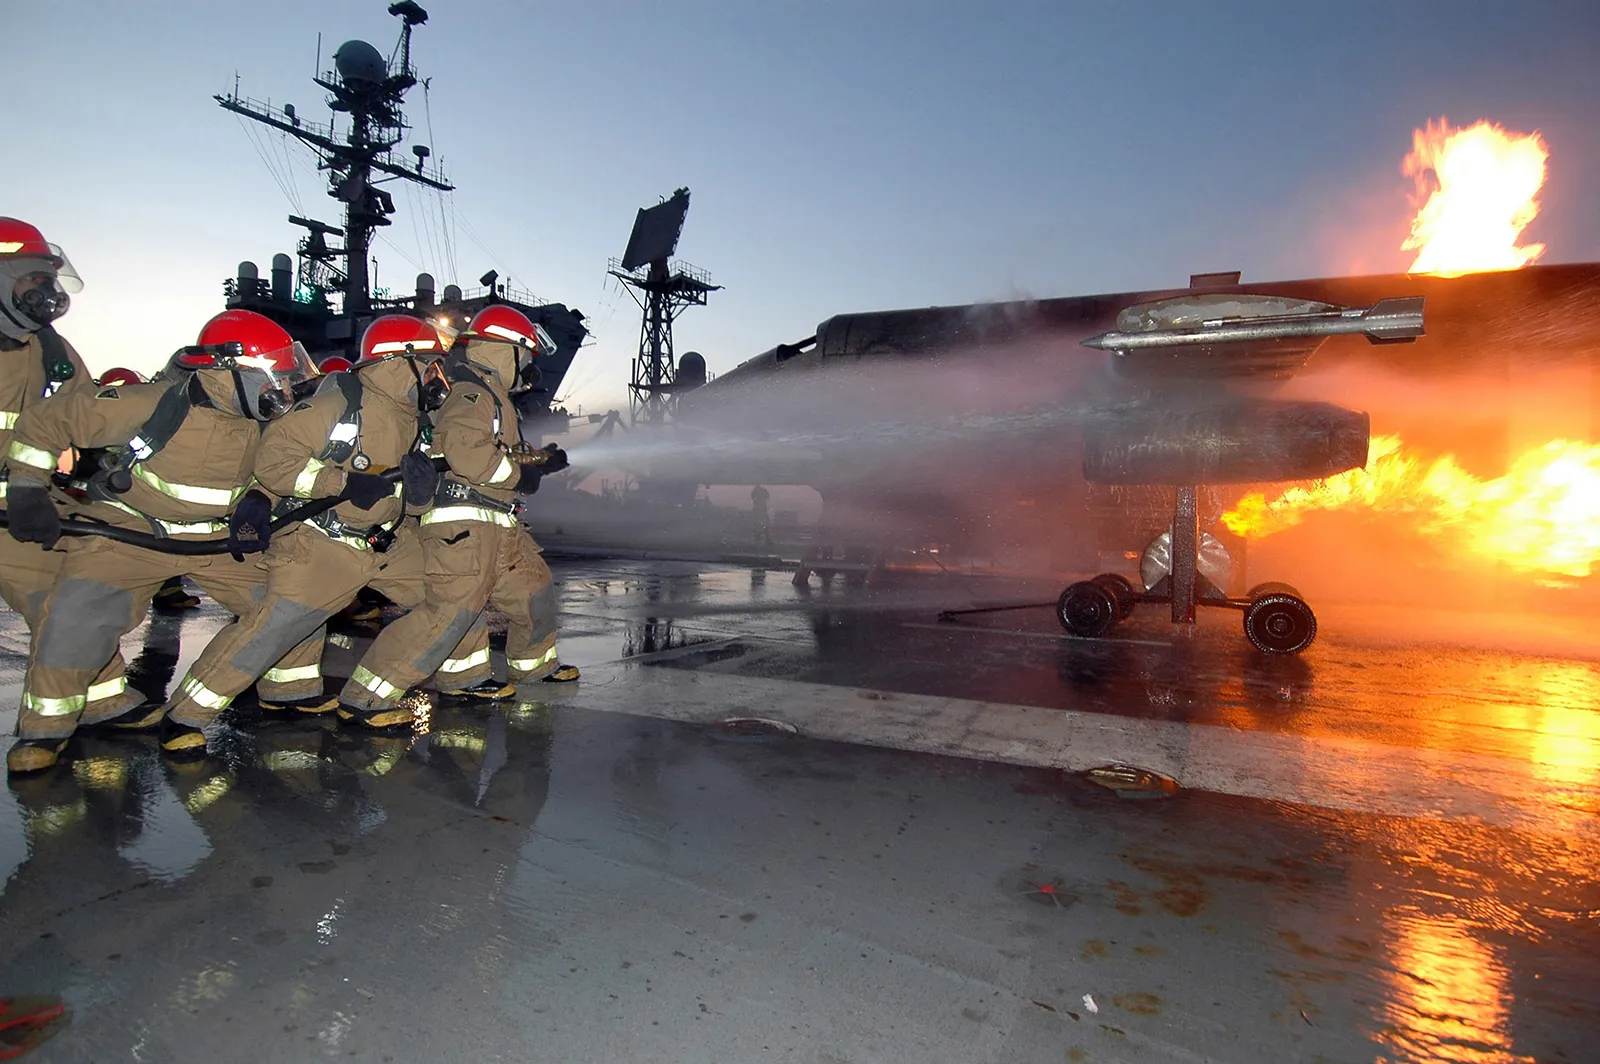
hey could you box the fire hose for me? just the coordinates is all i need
[0,458,450,557]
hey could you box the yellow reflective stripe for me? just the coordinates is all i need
[7,439,57,471]
[179,676,233,711]
[351,665,400,700]
[0,411,18,429]
[263,664,321,684]
[294,457,327,498]
[438,647,491,674]
[86,676,129,703]
[130,464,245,507]
[103,499,227,537]
[489,455,516,485]
[23,691,87,717]
[420,505,517,527]
[301,517,370,551]
[508,646,558,673]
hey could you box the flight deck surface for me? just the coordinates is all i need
[2,557,1596,1063]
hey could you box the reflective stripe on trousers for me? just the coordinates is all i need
[263,663,321,685]
[23,692,87,717]
[507,645,558,673]
[438,647,491,674]
[179,676,234,711]
[87,676,129,703]
[350,665,401,700]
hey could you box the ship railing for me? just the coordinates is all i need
[455,283,543,308]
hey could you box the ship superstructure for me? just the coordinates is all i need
[216,1,586,420]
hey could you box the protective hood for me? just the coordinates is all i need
[355,354,428,411]
[462,337,520,393]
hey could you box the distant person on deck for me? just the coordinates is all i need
[750,484,771,548]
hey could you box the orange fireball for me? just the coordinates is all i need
[1222,437,1600,578]
[1403,118,1549,277]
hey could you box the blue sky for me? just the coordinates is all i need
[14,0,1600,409]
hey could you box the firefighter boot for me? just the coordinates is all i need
[439,678,516,701]
[157,716,207,758]
[6,738,70,775]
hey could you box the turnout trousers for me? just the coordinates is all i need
[16,536,321,740]
[165,522,426,727]
[340,517,558,712]
[0,533,140,725]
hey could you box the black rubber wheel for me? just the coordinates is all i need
[1246,580,1301,601]
[1243,594,1317,654]
[1058,581,1119,638]
[1092,573,1139,619]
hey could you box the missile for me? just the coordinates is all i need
[1083,295,1425,352]
[1081,293,1424,380]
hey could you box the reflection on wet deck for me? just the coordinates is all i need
[2,558,1597,1063]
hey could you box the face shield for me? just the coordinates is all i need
[512,323,555,394]
[174,339,318,420]
[235,341,318,420]
[0,247,80,339]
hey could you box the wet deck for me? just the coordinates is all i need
[3,557,1597,1063]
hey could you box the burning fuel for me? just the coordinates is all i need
[1222,435,1600,579]
[1403,118,1549,277]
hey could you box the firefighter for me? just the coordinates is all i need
[158,314,450,747]
[3,309,318,774]
[0,218,141,728]
[338,305,578,729]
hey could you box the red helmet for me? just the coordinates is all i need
[360,314,447,362]
[318,355,353,373]
[0,217,81,292]
[97,367,144,388]
[465,305,542,352]
[176,310,317,420]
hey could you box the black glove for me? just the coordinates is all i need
[400,451,438,508]
[6,483,62,548]
[539,444,570,475]
[227,489,273,561]
[343,471,392,510]
[515,465,542,494]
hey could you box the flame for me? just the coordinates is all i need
[1222,435,1600,578]
[1402,118,1548,276]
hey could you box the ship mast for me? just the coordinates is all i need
[216,0,452,314]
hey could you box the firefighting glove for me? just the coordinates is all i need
[5,483,62,549]
[400,451,438,508]
[227,489,273,561]
[343,471,393,510]
[515,465,542,494]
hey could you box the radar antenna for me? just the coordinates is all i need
[607,188,720,424]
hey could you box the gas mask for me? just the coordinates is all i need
[1,270,70,341]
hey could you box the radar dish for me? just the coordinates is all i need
[334,40,387,87]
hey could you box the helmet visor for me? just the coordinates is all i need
[0,242,83,293]
[232,341,319,419]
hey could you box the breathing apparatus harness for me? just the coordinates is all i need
[281,354,445,552]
